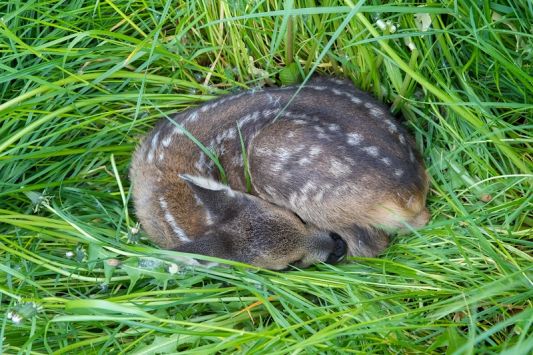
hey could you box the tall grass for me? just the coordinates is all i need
[1,0,531,353]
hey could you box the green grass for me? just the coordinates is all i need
[1,0,532,353]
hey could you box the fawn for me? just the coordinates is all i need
[130,77,430,270]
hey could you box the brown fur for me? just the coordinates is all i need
[130,77,430,269]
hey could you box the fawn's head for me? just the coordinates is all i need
[175,175,346,270]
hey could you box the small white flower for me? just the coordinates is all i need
[131,226,139,235]
[7,311,13,319]
[65,251,74,258]
[376,19,387,30]
[11,314,23,324]
[404,37,417,51]
[376,19,397,33]
[168,263,179,275]
[415,13,432,32]
[386,20,397,33]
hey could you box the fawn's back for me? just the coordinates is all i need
[130,77,429,269]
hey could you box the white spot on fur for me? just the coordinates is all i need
[362,146,379,157]
[290,180,326,208]
[216,144,226,155]
[318,132,332,140]
[333,183,356,197]
[289,192,298,207]
[193,194,203,206]
[328,123,340,132]
[385,119,398,133]
[147,151,154,162]
[232,154,244,167]
[394,169,404,177]
[346,133,362,145]
[264,185,278,198]
[200,103,213,112]
[330,159,351,177]
[147,131,160,162]
[314,189,325,202]
[159,196,190,242]
[311,85,364,105]
[287,132,295,138]
[262,108,281,118]
[162,136,172,147]
[309,146,322,156]
[150,131,160,150]
[280,172,291,183]
[185,111,199,123]
[254,147,273,156]
[227,128,237,140]
[233,92,246,100]
[298,157,311,166]
[409,150,416,162]
[215,128,237,145]
[300,181,317,195]
[381,157,391,166]
[284,112,310,120]
[237,111,260,128]
[194,152,208,172]
[271,161,284,172]
[180,174,235,197]
[266,93,281,106]
[399,134,406,144]
[173,125,185,135]
[158,152,165,161]
[344,156,355,165]
[204,209,214,225]
[369,107,384,117]
[275,147,291,161]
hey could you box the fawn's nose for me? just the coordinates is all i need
[326,233,347,264]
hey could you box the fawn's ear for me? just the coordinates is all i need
[179,174,241,222]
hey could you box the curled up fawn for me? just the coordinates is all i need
[130,77,430,270]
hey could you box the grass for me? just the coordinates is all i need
[0,0,531,353]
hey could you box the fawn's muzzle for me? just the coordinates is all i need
[326,233,347,264]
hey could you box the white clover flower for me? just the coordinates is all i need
[404,37,417,51]
[11,314,23,325]
[376,19,397,33]
[65,251,74,258]
[386,20,397,33]
[415,13,432,32]
[376,19,387,30]
[168,263,179,275]
[7,301,42,325]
